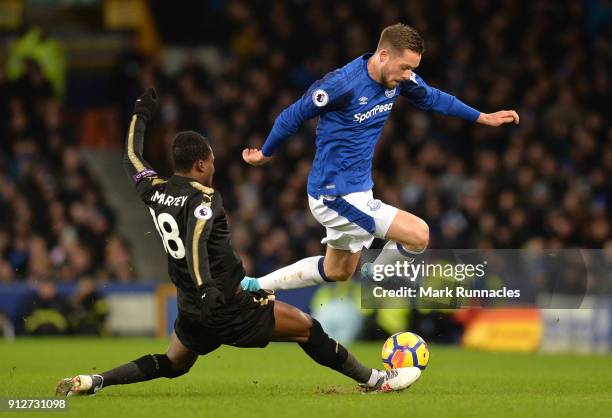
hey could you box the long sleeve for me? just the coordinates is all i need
[123,114,165,200]
[261,101,313,157]
[400,73,481,122]
[184,190,218,290]
[261,70,354,157]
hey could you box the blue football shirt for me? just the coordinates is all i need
[261,53,481,198]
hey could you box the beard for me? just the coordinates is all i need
[382,78,399,89]
[380,69,399,89]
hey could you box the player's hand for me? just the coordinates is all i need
[476,110,519,127]
[242,148,272,166]
[200,286,225,318]
[133,88,159,121]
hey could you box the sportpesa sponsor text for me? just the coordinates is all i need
[353,102,394,123]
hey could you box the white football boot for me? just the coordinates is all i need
[55,374,103,396]
[361,367,422,393]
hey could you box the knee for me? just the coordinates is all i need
[323,265,353,282]
[394,215,429,252]
[415,220,429,250]
[300,317,322,346]
[298,316,314,344]
[401,219,429,251]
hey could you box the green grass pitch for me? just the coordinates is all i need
[1,338,611,418]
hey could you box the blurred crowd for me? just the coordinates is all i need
[18,278,109,335]
[129,0,612,276]
[2,0,611,286]
[0,61,135,284]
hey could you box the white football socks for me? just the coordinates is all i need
[257,256,329,290]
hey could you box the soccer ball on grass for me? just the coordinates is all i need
[381,332,429,370]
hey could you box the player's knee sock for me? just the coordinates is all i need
[368,240,425,273]
[258,256,331,290]
[298,319,377,385]
[98,354,190,388]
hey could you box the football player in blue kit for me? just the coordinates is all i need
[241,23,518,292]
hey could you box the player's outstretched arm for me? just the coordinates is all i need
[400,73,519,127]
[243,72,349,166]
[476,110,520,126]
[242,101,306,166]
[123,88,163,199]
[123,88,158,178]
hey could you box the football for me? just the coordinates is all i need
[381,332,430,370]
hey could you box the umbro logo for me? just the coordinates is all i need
[358,96,368,105]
